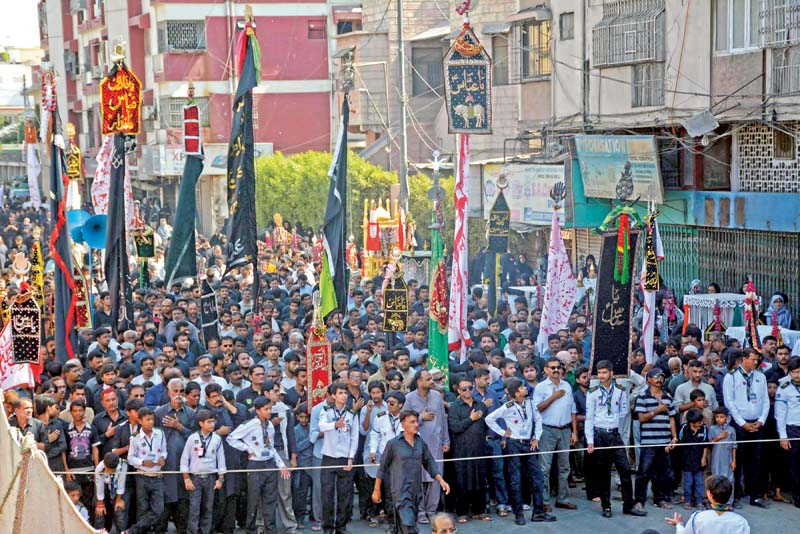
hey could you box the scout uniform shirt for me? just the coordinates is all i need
[723,366,769,427]
[180,430,227,475]
[319,404,360,459]
[775,380,800,439]
[584,381,628,445]
[485,399,543,441]
[128,428,168,472]
[226,417,286,467]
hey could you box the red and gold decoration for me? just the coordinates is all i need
[72,266,92,329]
[307,292,331,412]
[0,280,9,327]
[100,42,142,135]
[704,301,728,341]
[743,280,762,353]
[183,82,202,156]
[361,198,415,278]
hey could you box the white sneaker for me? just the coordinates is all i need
[522,504,531,511]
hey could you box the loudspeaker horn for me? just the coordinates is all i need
[83,214,108,250]
[67,209,91,242]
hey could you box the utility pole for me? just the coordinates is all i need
[396,0,409,212]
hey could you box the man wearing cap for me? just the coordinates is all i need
[634,368,678,510]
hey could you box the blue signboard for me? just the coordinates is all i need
[444,25,492,135]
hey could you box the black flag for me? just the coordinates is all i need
[225,22,260,306]
[48,112,78,361]
[165,153,202,287]
[104,134,131,335]
[319,98,349,318]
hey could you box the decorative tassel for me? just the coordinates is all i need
[771,310,784,346]
[614,213,631,284]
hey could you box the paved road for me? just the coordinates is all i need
[318,499,794,533]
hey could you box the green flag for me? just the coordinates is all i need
[428,210,449,385]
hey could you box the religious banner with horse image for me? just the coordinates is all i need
[443,23,492,134]
[383,273,409,334]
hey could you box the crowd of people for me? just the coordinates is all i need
[4,201,798,534]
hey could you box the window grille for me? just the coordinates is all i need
[411,47,444,96]
[159,21,207,52]
[160,97,210,129]
[657,138,681,189]
[593,0,665,68]
[521,20,551,80]
[632,62,664,107]
[761,0,800,48]
[774,128,797,159]
[560,12,575,41]
[772,45,800,94]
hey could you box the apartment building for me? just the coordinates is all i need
[39,0,336,233]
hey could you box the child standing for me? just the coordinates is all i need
[686,390,713,427]
[678,408,709,510]
[708,406,737,505]
[124,406,167,534]
[292,405,313,527]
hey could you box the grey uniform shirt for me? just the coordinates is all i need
[775,380,800,439]
[584,382,628,445]
[180,431,227,475]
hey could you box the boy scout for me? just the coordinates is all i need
[181,409,227,534]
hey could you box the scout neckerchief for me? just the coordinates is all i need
[389,414,400,436]
[261,420,271,447]
[142,430,155,452]
[739,367,754,398]
[600,381,615,416]
[515,399,528,422]
[199,431,212,458]
[334,405,349,433]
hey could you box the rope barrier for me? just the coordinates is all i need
[46,435,800,478]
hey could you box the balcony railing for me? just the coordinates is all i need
[772,62,800,94]
[761,0,800,48]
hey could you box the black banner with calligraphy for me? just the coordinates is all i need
[590,231,639,377]
[487,190,509,253]
[383,275,409,333]
[10,293,41,365]
[200,279,219,346]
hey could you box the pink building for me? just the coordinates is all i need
[40,0,336,234]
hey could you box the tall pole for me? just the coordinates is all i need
[396,0,409,212]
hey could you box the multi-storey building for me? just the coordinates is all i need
[39,0,336,233]
[335,0,800,316]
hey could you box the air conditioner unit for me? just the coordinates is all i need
[92,65,104,79]
[84,70,93,85]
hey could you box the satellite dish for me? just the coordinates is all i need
[83,214,108,250]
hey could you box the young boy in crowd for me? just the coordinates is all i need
[181,409,226,534]
[124,406,167,534]
[686,390,713,427]
[678,408,709,510]
[94,451,128,532]
[64,399,100,514]
[665,475,750,532]
[65,480,90,522]
[708,406,736,505]
[292,404,313,527]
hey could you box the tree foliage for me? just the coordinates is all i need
[255,150,457,248]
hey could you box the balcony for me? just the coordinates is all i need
[761,0,800,48]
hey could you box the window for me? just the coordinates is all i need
[632,62,664,107]
[86,108,96,148]
[308,20,326,39]
[158,21,207,52]
[161,97,211,129]
[713,0,761,52]
[701,136,731,190]
[774,128,796,160]
[762,0,800,47]
[560,12,575,41]
[93,0,102,19]
[337,20,362,35]
[492,35,509,86]
[592,1,665,68]
[521,20,551,80]
[772,46,800,94]
[658,137,681,189]
[411,47,444,96]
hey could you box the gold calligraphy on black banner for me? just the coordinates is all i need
[383,276,409,333]
[590,231,639,377]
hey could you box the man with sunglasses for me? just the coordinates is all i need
[533,357,578,512]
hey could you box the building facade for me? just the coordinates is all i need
[39,0,337,234]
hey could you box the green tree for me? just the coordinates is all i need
[255,150,456,248]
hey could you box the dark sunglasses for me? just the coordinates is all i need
[460,386,473,391]
[547,366,563,371]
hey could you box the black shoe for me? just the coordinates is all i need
[515,514,525,526]
[623,507,647,517]
[602,508,612,518]
[794,500,800,509]
[531,512,556,522]
[750,498,770,509]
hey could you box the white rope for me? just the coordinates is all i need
[49,435,800,477]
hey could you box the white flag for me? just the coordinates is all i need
[0,323,35,391]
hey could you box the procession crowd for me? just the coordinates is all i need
[3,203,798,534]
